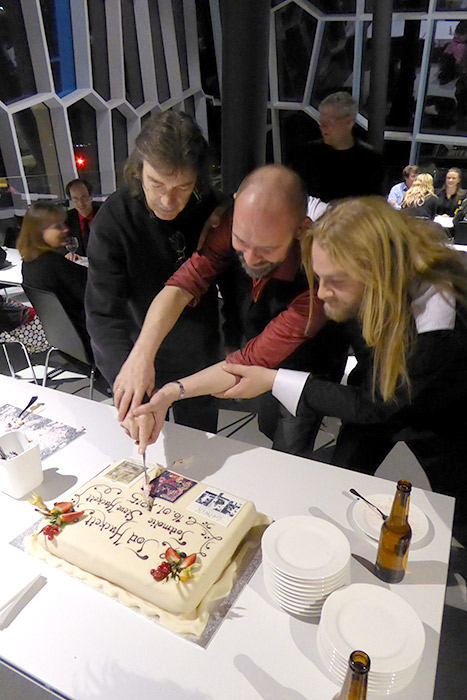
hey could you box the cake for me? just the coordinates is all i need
[27,459,260,635]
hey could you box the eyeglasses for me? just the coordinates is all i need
[169,231,186,267]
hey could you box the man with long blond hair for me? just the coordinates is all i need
[208,197,467,543]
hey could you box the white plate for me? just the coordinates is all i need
[263,559,350,589]
[352,493,429,543]
[261,516,351,579]
[319,584,425,675]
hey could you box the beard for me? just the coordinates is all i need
[236,251,283,279]
[323,300,360,323]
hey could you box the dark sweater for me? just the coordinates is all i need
[21,251,88,346]
[85,187,222,387]
[289,139,384,201]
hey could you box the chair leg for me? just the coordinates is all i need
[42,346,56,387]
[1,341,38,384]
[2,344,16,379]
[89,367,95,400]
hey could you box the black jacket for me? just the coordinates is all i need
[85,187,222,387]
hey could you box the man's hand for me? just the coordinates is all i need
[114,349,156,422]
[132,383,180,450]
[120,412,159,454]
[217,364,277,399]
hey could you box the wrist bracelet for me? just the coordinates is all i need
[173,380,185,401]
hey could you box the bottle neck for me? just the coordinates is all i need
[387,481,411,528]
[334,651,370,700]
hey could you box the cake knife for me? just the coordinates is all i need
[142,451,150,499]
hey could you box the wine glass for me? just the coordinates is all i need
[65,236,79,260]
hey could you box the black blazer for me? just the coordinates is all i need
[66,202,101,256]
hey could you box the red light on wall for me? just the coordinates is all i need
[75,156,86,167]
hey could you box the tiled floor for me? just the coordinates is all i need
[1,322,466,699]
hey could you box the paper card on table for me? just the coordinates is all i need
[0,404,85,460]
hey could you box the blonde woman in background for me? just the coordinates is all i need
[401,172,438,219]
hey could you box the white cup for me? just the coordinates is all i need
[0,430,42,499]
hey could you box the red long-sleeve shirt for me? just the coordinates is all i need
[165,212,327,368]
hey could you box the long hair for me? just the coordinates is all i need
[401,173,435,209]
[301,196,467,401]
[17,202,67,263]
[124,110,212,198]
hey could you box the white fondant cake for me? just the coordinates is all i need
[29,460,258,621]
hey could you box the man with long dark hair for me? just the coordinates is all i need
[85,111,222,432]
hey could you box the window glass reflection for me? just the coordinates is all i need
[311,20,355,106]
[276,3,317,101]
[122,0,144,108]
[360,19,425,131]
[422,20,467,134]
[366,0,428,9]
[0,0,36,104]
[196,0,219,99]
[68,100,101,194]
[309,1,356,12]
[88,0,110,101]
[436,1,467,10]
[12,105,60,195]
[40,0,76,97]
[148,0,170,103]
[111,110,128,190]
[173,0,189,92]
[418,142,467,188]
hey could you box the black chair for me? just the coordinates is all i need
[22,285,96,398]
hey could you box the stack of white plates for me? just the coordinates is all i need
[262,516,351,617]
[317,583,425,695]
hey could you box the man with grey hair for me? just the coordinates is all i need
[290,91,384,202]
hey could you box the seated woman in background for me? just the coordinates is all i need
[16,202,89,350]
[401,173,438,219]
[436,167,466,217]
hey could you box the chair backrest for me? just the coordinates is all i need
[22,285,91,366]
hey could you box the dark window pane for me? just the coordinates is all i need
[196,0,219,99]
[122,0,144,108]
[276,4,317,102]
[88,0,110,101]
[422,19,467,134]
[39,0,76,96]
[360,19,425,131]
[68,100,101,194]
[311,21,355,106]
[366,0,428,8]
[436,1,467,9]
[183,95,195,118]
[12,105,60,194]
[308,1,356,12]
[173,0,189,91]
[148,0,170,103]
[0,0,36,104]
[418,142,467,186]
[112,110,128,190]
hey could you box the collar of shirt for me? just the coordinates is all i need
[251,239,301,301]
[79,210,94,226]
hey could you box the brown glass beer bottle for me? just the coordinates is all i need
[375,480,412,583]
[333,650,370,700]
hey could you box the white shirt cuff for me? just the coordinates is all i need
[272,368,310,416]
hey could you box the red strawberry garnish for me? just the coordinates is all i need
[165,547,181,564]
[180,553,196,568]
[53,502,74,513]
[60,510,84,523]
[151,561,172,581]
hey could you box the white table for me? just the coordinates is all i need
[0,248,23,287]
[0,376,454,700]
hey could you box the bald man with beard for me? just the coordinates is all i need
[116,165,348,453]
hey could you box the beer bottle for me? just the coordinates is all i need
[375,480,412,583]
[333,650,370,700]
